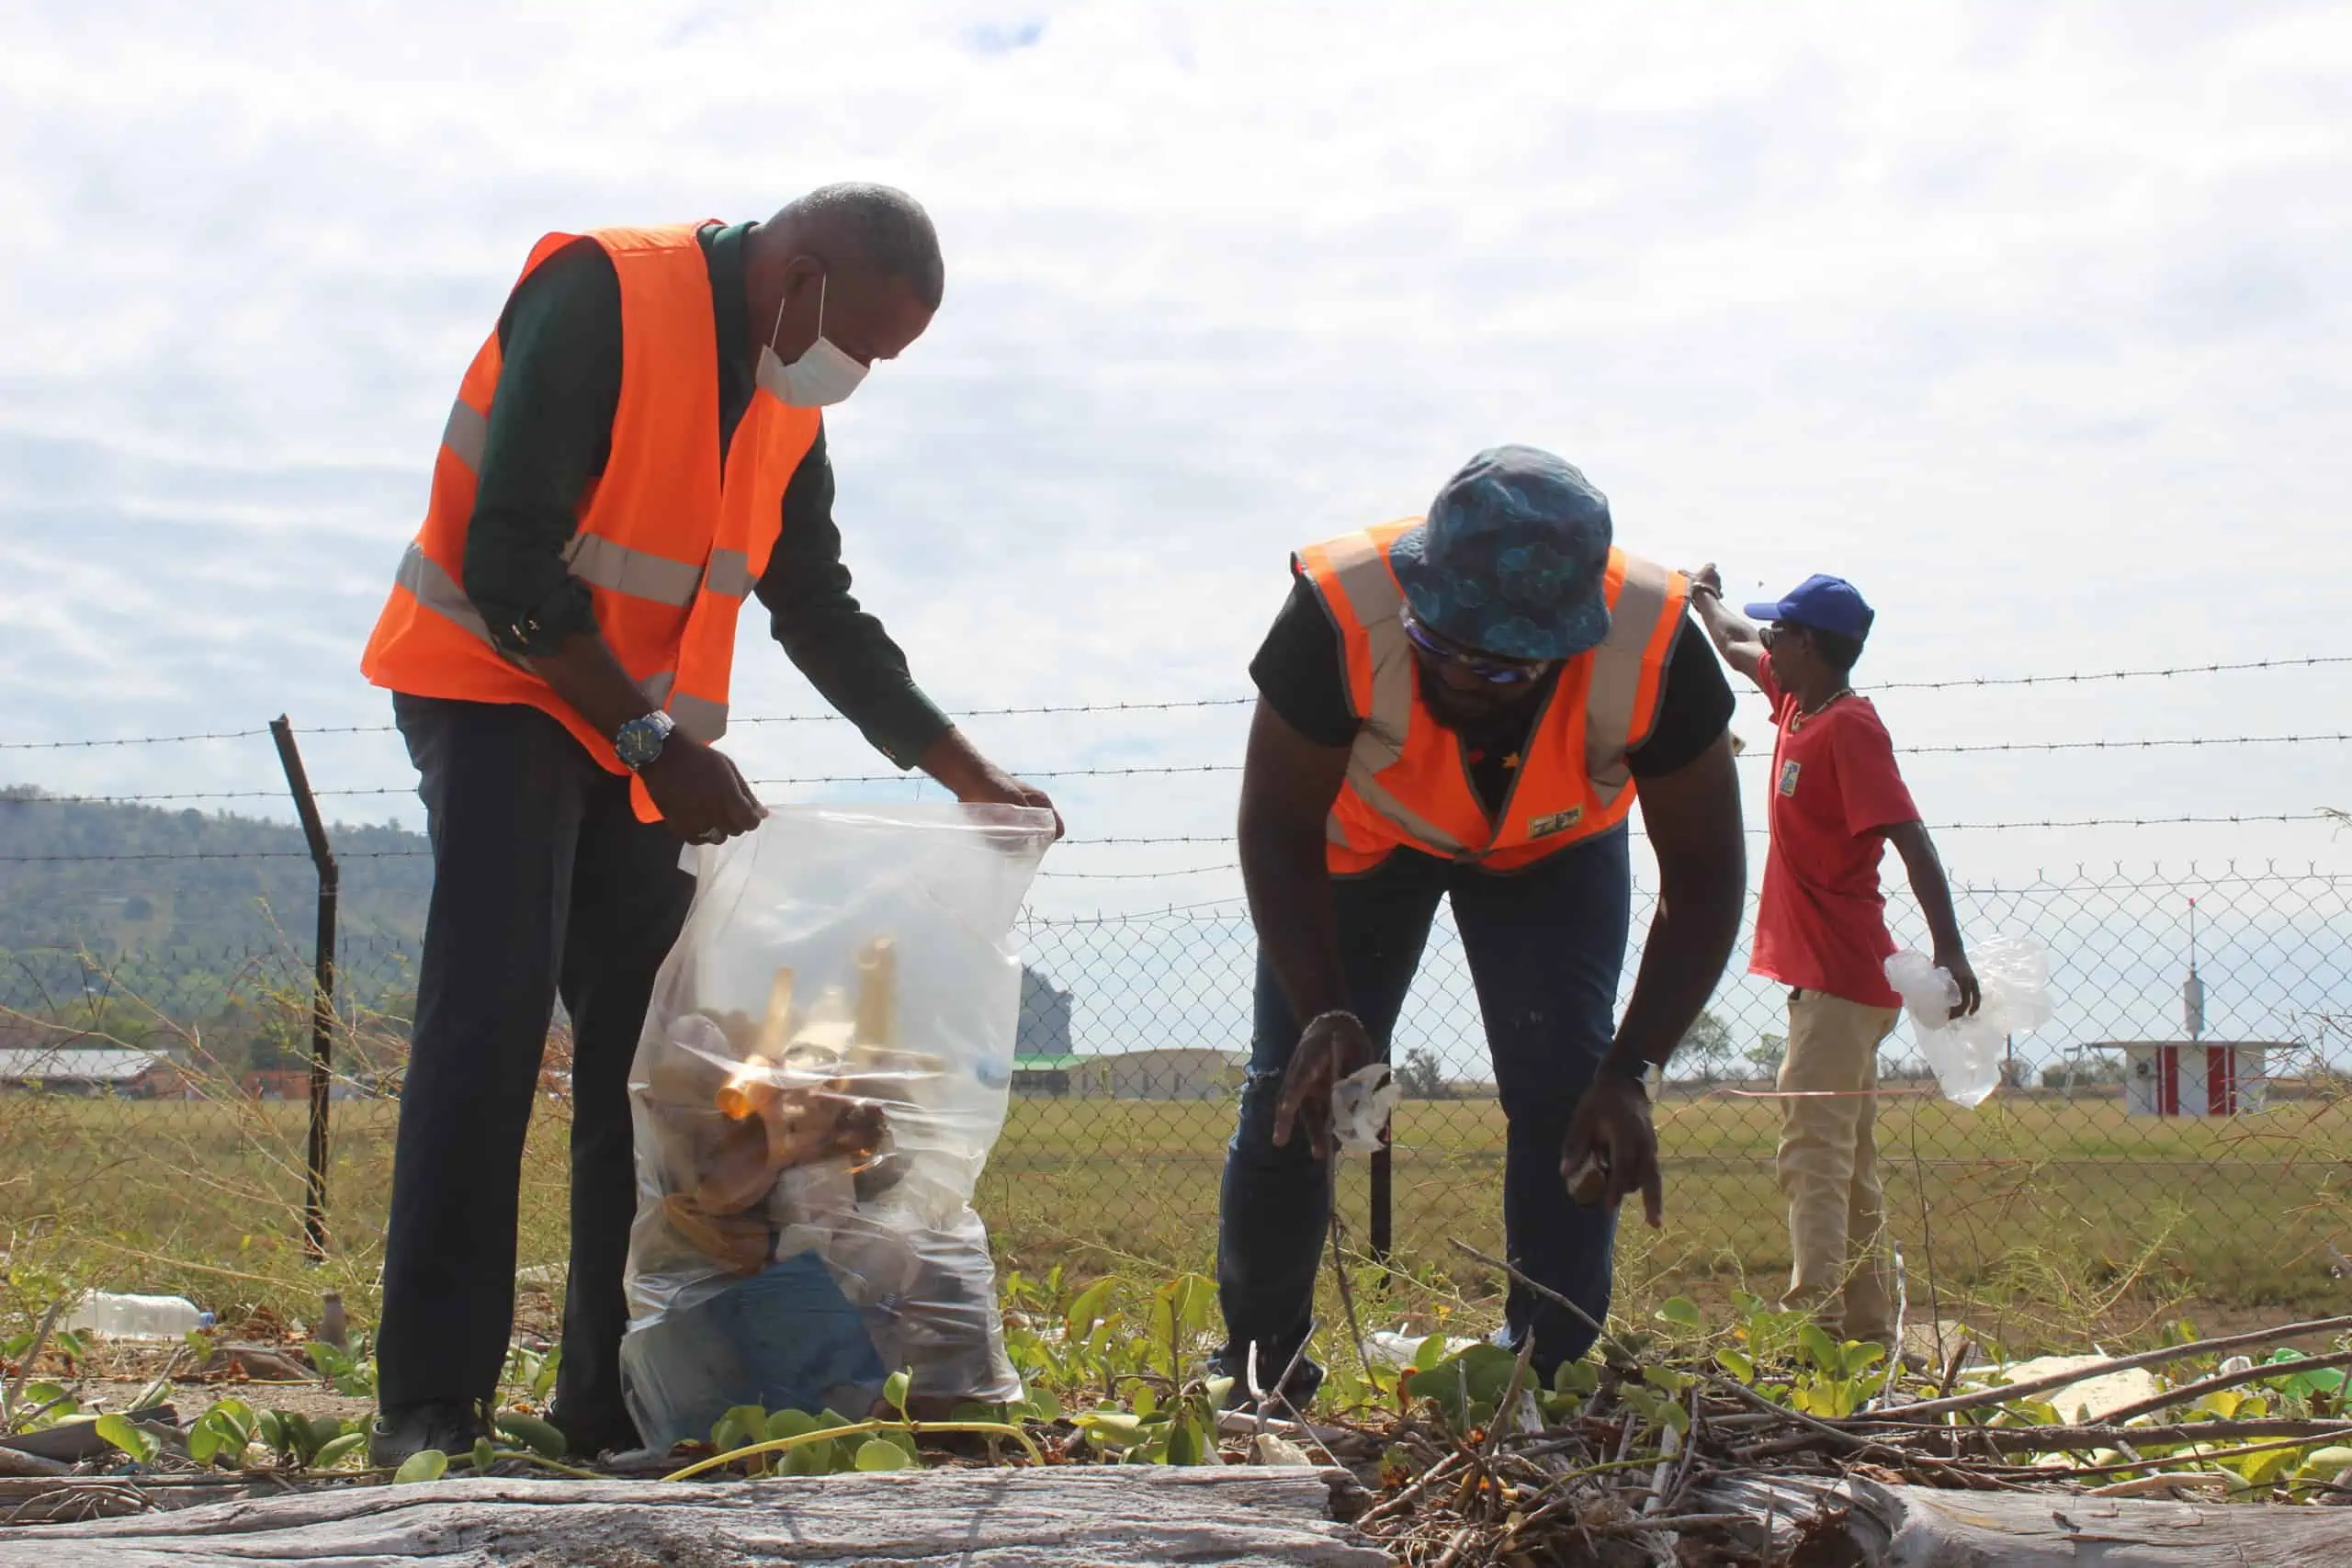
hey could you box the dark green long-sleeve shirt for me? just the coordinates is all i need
[459,220,950,769]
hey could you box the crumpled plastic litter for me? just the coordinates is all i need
[1885,933,2054,1108]
[1330,1061,1401,1154]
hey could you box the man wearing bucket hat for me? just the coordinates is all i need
[1687,566,1978,1351]
[1219,446,1747,1402]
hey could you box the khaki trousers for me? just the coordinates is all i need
[1775,988,1900,1346]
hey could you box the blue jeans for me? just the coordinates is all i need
[1216,829,1632,1385]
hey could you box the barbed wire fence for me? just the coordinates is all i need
[0,656,2346,1341]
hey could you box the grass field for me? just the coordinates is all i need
[6,1084,2349,1351]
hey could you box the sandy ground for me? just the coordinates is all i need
[27,1288,567,1426]
[76,1380,375,1424]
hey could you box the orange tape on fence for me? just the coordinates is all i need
[1714,1087,1943,1099]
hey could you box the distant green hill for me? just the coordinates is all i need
[0,791,1075,1077]
[0,787,430,1057]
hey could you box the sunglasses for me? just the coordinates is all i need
[1399,609,1549,684]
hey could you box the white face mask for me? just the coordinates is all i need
[758,272,868,408]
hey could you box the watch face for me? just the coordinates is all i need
[617,714,669,769]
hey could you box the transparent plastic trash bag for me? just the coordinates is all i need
[619,803,1053,1449]
[1884,933,2053,1108]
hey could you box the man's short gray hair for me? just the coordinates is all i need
[775,182,944,310]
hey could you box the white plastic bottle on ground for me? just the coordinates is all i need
[65,1292,215,1339]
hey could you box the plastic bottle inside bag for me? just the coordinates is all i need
[1885,934,2053,1108]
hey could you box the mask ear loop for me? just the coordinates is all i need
[770,269,826,354]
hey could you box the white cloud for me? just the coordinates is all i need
[0,0,2346,918]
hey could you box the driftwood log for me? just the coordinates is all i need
[1698,1473,2352,1565]
[0,1466,1387,1567]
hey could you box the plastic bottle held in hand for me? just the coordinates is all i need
[67,1292,215,1339]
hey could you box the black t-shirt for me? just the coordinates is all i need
[1250,576,1736,818]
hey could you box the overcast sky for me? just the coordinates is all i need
[1,0,2346,924]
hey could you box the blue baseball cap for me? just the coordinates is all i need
[1388,446,1613,660]
[1745,574,1875,640]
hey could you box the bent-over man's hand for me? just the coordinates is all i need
[1272,1010,1374,1163]
[1562,1069,1664,1227]
[640,737,765,844]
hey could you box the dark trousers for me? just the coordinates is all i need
[1216,830,1632,1383]
[376,694,695,1438]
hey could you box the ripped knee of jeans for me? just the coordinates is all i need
[1237,1066,1288,1122]
[1231,1066,1322,1161]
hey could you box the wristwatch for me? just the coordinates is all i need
[614,709,676,772]
[1600,1055,1653,1089]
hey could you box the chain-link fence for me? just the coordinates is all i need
[997,864,2352,1328]
[7,840,2346,1334]
[5,668,2350,1338]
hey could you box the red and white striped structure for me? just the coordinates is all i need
[2091,1042,2275,1117]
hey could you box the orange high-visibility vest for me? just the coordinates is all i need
[1296,522,1689,874]
[360,223,822,820]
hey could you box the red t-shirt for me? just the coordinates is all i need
[1750,658,1921,1006]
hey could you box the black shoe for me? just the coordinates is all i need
[369,1400,490,1469]
[548,1405,642,1460]
[1213,1345,1325,1414]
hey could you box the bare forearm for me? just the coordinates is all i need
[1687,589,1765,685]
[524,632,656,742]
[1689,587,1751,649]
[917,728,1001,797]
[909,728,1061,838]
[1893,825,1966,955]
[1240,826,1353,1029]
[1606,854,1746,1073]
[1605,737,1747,1072]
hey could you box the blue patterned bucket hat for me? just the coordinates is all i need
[1388,446,1613,660]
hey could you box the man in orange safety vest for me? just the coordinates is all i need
[1218,446,1746,1404]
[359,184,1054,1464]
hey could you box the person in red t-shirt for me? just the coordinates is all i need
[1688,568,1979,1350]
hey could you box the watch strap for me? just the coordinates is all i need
[615,709,676,772]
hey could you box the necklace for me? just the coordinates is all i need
[1788,687,1854,732]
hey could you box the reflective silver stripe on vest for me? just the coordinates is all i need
[1312,531,1473,855]
[442,394,737,612]
[1317,533,1415,773]
[630,671,722,740]
[563,534,706,608]
[1346,770,1471,856]
[704,547,755,600]
[443,399,490,474]
[669,691,728,743]
[395,541,495,644]
[1581,553,1675,807]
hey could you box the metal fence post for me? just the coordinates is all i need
[269,716,338,1261]
[1370,1057,1393,1267]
